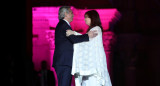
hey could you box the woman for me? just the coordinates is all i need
[66,10,112,86]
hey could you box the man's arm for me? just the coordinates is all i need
[67,34,89,44]
[66,30,98,44]
[61,23,97,44]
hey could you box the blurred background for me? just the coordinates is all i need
[4,0,160,86]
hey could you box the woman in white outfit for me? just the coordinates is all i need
[66,10,112,86]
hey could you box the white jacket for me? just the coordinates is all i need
[71,26,112,86]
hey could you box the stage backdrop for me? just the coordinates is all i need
[32,6,118,86]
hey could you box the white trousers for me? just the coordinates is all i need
[75,74,101,86]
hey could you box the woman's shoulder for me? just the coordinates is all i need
[90,26,101,31]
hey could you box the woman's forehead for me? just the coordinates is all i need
[85,14,89,17]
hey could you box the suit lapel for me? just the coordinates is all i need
[61,19,72,30]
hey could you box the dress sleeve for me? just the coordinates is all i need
[74,31,82,35]
[89,26,103,47]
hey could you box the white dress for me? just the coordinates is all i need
[71,26,112,86]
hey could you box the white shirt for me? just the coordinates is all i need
[72,26,112,86]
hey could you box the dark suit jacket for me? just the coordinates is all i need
[52,19,89,67]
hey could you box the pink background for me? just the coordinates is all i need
[32,6,118,86]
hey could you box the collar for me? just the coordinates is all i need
[63,19,71,27]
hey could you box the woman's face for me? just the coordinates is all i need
[84,15,91,26]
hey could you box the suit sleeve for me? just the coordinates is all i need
[67,34,89,44]
[61,23,89,44]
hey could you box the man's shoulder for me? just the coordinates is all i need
[56,20,68,27]
[58,19,67,25]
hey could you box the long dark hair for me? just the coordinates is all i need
[85,10,103,32]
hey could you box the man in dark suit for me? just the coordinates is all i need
[52,6,97,86]
[39,60,55,86]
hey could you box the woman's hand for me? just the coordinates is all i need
[66,29,75,36]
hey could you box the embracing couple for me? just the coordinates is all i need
[52,6,112,86]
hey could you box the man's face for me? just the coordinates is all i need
[65,8,74,23]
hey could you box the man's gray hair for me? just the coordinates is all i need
[58,6,71,20]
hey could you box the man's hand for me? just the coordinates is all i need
[66,29,75,36]
[88,30,98,38]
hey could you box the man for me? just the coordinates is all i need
[52,6,97,86]
[39,60,55,86]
